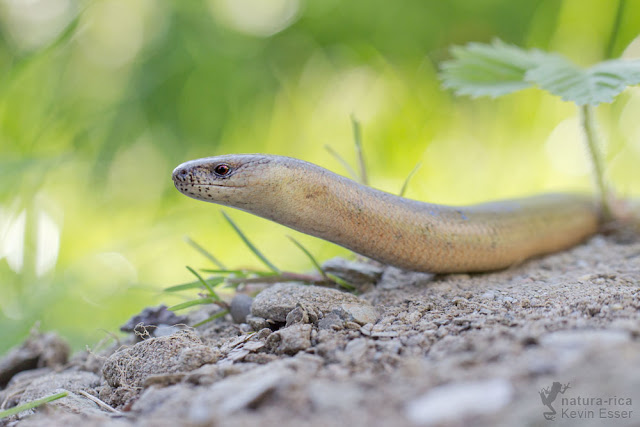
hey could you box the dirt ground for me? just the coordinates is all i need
[1,230,639,427]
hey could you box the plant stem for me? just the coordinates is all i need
[604,0,625,59]
[351,115,368,185]
[579,105,612,221]
[399,162,422,197]
[325,144,359,181]
[225,271,333,286]
[184,236,226,269]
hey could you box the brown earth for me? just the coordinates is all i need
[1,230,639,427]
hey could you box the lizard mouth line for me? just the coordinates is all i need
[175,182,247,189]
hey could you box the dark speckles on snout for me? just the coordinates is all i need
[172,166,197,185]
[174,168,189,181]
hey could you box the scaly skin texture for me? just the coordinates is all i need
[172,154,600,273]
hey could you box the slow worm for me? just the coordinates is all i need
[172,154,599,273]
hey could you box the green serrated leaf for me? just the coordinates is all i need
[441,39,640,105]
[440,39,548,98]
[525,57,640,105]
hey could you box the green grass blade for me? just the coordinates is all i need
[287,236,327,278]
[200,269,275,276]
[184,236,226,269]
[200,269,279,279]
[221,211,280,273]
[200,269,247,274]
[398,162,422,197]
[0,391,68,419]
[192,310,229,327]
[164,281,203,292]
[186,266,221,300]
[164,277,225,292]
[5,10,82,82]
[351,115,368,185]
[326,273,356,292]
[168,297,218,311]
[325,145,359,181]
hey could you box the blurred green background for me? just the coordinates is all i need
[1,0,639,354]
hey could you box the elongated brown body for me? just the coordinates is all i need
[172,154,600,273]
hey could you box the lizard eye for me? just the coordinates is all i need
[214,163,231,176]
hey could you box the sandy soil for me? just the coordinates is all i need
[1,230,639,427]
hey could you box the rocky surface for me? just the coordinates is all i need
[1,233,639,426]
[0,332,69,388]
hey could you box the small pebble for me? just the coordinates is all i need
[230,294,254,324]
[267,324,312,355]
[251,283,377,323]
